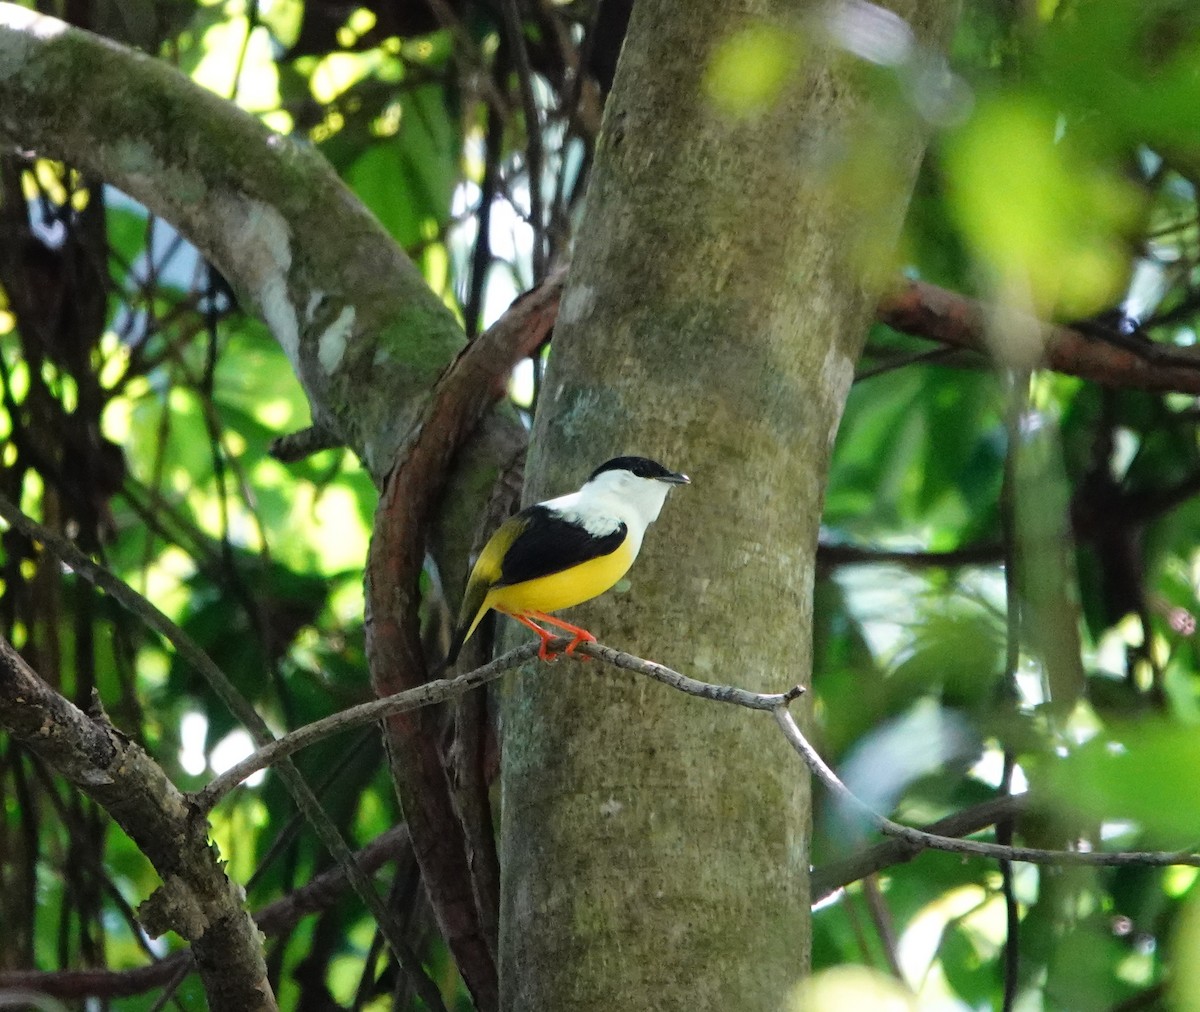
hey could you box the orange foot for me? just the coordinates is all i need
[561,629,597,661]
[512,611,598,662]
[528,611,596,662]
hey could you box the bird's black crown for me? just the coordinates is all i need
[588,455,683,482]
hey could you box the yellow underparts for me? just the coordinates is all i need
[466,534,637,641]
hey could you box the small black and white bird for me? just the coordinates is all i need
[447,455,689,663]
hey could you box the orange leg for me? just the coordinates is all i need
[525,611,597,661]
[510,612,562,661]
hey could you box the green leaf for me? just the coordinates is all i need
[1042,722,1200,845]
[344,84,458,248]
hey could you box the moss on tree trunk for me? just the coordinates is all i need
[499,0,958,1008]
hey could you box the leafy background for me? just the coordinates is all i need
[5,0,1200,1008]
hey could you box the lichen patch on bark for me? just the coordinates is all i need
[211,193,300,363]
[318,305,355,373]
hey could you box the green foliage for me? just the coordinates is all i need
[7,0,1200,1008]
[945,95,1140,317]
[809,2,1200,1006]
[344,85,459,250]
[1042,722,1200,844]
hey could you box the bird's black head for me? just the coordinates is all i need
[588,456,689,484]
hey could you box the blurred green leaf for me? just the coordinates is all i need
[704,23,802,117]
[1044,915,1142,1011]
[345,84,458,248]
[944,95,1141,319]
[1042,722,1200,844]
[890,608,1006,709]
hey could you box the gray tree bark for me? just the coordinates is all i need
[500,1,959,1008]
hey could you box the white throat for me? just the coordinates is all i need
[546,471,674,553]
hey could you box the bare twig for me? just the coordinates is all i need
[854,345,963,381]
[999,753,1020,1012]
[502,0,547,277]
[863,875,904,980]
[810,795,1029,902]
[464,106,504,338]
[423,0,509,115]
[268,424,344,462]
[581,641,801,708]
[816,540,1004,569]
[192,630,1200,878]
[201,643,540,807]
[773,703,1200,870]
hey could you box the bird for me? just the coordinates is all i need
[446,455,689,664]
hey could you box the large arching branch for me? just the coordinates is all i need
[0,2,463,481]
[0,6,512,1005]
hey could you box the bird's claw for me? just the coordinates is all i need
[564,633,596,661]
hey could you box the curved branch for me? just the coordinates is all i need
[199,643,544,809]
[450,272,1200,396]
[0,3,464,480]
[196,635,1200,883]
[774,705,1200,871]
[448,258,1200,397]
[201,637,799,807]
[360,265,564,1011]
[810,795,1028,903]
[0,637,276,1010]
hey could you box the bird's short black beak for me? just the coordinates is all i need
[659,471,690,485]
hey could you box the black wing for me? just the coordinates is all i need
[495,505,627,587]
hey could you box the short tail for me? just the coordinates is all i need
[446,583,490,667]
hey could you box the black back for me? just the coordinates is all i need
[496,505,627,587]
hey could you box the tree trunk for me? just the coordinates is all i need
[500,1,958,1008]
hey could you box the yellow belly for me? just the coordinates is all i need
[484,534,636,617]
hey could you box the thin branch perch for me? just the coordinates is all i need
[200,639,801,805]
[193,631,1200,878]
